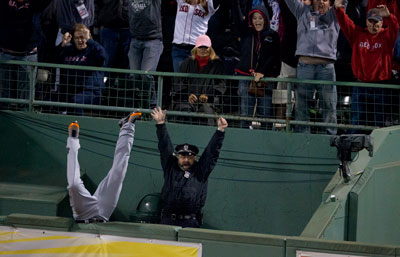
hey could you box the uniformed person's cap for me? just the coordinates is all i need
[175,143,199,156]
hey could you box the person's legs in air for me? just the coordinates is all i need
[94,112,141,220]
[66,121,99,221]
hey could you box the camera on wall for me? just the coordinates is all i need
[330,134,373,183]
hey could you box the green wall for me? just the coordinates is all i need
[0,111,338,236]
[301,126,400,245]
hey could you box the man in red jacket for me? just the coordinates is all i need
[367,0,400,62]
[334,0,399,130]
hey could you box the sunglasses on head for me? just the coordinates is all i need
[198,46,209,49]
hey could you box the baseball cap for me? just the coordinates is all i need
[195,35,212,48]
[175,143,199,156]
[367,8,383,22]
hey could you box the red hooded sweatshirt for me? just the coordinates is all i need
[335,7,399,82]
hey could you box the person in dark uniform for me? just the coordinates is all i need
[151,107,228,228]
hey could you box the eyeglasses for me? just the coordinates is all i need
[198,46,209,49]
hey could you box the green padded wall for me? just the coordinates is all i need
[348,127,400,245]
[0,111,338,236]
[301,126,400,246]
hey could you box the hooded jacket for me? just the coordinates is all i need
[285,0,347,61]
[235,5,281,77]
[128,0,162,40]
[335,7,399,82]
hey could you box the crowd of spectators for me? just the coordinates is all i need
[1,0,400,134]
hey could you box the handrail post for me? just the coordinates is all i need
[28,63,36,112]
[286,83,292,132]
[157,75,163,108]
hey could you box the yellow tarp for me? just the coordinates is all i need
[0,226,201,257]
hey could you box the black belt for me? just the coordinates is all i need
[76,217,107,224]
[173,43,195,50]
[164,213,197,221]
[0,48,37,57]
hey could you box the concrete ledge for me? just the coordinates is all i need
[72,222,180,241]
[286,236,396,256]
[5,213,73,231]
[179,228,286,246]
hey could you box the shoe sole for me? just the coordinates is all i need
[128,112,142,122]
[68,122,79,137]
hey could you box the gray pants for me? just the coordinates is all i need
[66,123,135,221]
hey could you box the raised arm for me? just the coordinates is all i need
[198,117,227,179]
[152,107,174,172]
[334,0,357,43]
[284,0,305,20]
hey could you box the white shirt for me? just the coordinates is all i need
[172,0,218,45]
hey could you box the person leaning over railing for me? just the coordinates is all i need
[234,4,281,129]
[334,1,399,131]
[54,23,106,115]
[285,0,347,135]
[171,35,226,126]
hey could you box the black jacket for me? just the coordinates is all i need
[173,57,226,102]
[156,124,225,214]
[55,0,95,32]
[96,0,130,28]
[235,5,281,77]
[0,0,50,52]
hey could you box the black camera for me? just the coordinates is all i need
[330,134,373,183]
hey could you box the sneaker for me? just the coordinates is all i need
[68,121,79,138]
[119,112,142,128]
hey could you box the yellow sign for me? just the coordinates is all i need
[0,226,202,257]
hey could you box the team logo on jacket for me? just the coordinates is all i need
[130,0,149,12]
[359,41,382,50]
[65,56,87,62]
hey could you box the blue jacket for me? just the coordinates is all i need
[56,39,106,92]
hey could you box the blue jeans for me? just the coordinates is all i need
[171,45,192,72]
[128,38,163,108]
[0,52,37,100]
[100,27,131,69]
[394,29,400,61]
[238,79,273,128]
[71,89,102,116]
[350,87,385,129]
[295,62,337,135]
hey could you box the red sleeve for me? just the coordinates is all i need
[386,14,400,45]
[334,7,357,44]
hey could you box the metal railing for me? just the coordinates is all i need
[1,59,399,134]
